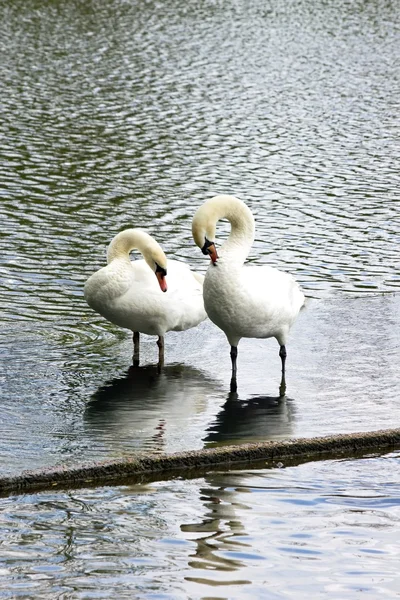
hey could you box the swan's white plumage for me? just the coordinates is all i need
[192,195,305,348]
[84,229,206,339]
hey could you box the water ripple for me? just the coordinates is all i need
[0,452,399,598]
[1,0,399,325]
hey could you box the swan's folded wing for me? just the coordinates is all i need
[241,265,304,311]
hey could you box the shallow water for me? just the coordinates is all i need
[1,293,399,475]
[0,0,399,596]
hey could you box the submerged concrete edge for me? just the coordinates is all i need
[1,428,399,496]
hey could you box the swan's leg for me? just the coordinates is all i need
[279,345,287,375]
[157,336,165,370]
[279,345,287,397]
[230,345,238,392]
[133,331,140,367]
[230,345,238,376]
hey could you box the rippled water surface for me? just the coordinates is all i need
[1,452,400,599]
[0,0,399,595]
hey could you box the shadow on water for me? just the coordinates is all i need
[84,363,223,453]
[204,391,296,447]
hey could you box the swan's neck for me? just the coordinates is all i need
[209,196,255,264]
[106,229,166,271]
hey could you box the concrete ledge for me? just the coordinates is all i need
[1,428,400,497]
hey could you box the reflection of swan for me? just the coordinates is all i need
[84,229,206,366]
[192,195,304,394]
[181,479,248,576]
[204,391,295,446]
[84,364,221,453]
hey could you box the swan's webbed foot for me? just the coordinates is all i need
[157,336,165,371]
[133,331,140,367]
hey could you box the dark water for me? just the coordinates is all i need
[0,0,399,596]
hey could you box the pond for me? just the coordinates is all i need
[0,0,399,596]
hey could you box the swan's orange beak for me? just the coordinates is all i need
[156,272,167,292]
[208,243,218,265]
[202,240,218,265]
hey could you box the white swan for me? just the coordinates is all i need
[84,229,207,366]
[192,195,305,394]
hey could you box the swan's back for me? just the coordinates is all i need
[84,259,163,333]
[203,260,304,345]
[241,265,304,318]
[85,257,206,336]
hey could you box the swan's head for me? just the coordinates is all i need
[153,259,168,293]
[192,195,255,265]
[107,229,168,292]
[142,241,168,293]
[192,202,219,265]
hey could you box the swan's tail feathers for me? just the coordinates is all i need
[294,281,306,312]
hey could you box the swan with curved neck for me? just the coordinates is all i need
[192,195,305,394]
[84,229,207,366]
